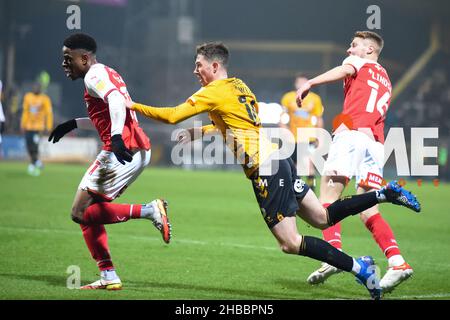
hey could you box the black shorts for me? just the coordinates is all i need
[290,143,298,164]
[251,158,310,229]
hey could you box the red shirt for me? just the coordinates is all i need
[84,64,150,151]
[341,55,392,143]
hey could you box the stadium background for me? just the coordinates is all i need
[0,0,449,301]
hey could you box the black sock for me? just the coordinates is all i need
[298,236,353,272]
[326,192,379,226]
[30,151,38,164]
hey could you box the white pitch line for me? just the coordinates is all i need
[420,262,450,269]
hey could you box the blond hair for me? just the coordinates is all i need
[354,31,384,54]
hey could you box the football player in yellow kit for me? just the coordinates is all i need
[127,42,421,299]
[21,83,53,175]
[281,74,324,191]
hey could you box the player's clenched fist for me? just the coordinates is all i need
[111,134,133,165]
[176,127,201,144]
[296,81,312,107]
[48,119,77,143]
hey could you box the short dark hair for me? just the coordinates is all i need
[63,33,97,53]
[295,72,309,80]
[353,30,384,54]
[196,42,229,66]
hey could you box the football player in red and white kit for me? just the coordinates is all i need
[49,33,172,290]
[297,31,412,293]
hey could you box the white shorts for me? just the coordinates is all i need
[79,149,151,200]
[322,130,384,189]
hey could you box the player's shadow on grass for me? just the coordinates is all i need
[275,277,363,299]
[125,279,284,299]
[124,278,320,299]
[0,273,66,288]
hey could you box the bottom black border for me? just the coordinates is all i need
[1,299,448,319]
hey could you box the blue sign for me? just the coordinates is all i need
[1,135,28,159]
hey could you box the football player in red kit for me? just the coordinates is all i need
[297,31,413,293]
[49,33,172,290]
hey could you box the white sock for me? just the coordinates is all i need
[35,160,43,168]
[351,258,361,275]
[388,254,405,268]
[101,269,119,281]
[140,200,158,220]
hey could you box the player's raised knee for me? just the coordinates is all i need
[309,219,329,230]
[279,236,302,254]
[307,208,329,230]
[70,208,85,224]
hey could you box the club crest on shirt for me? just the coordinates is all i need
[95,80,106,92]
[294,179,305,193]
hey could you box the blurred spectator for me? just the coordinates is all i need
[0,80,5,157]
[2,84,22,134]
[391,54,450,181]
[439,140,449,179]
[395,65,450,135]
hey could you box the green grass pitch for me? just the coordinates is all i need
[0,162,449,300]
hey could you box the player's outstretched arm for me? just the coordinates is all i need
[48,119,78,143]
[296,65,355,106]
[310,65,355,86]
[48,117,97,143]
[75,117,96,130]
[131,102,210,125]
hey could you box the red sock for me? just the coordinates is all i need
[80,224,114,271]
[322,203,342,250]
[83,202,142,225]
[365,213,401,258]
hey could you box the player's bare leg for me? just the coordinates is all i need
[270,216,303,254]
[295,189,329,229]
[307,175,347,284]
[357,186,413,294]
[319,175,347,204]
[71,189,96,223]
